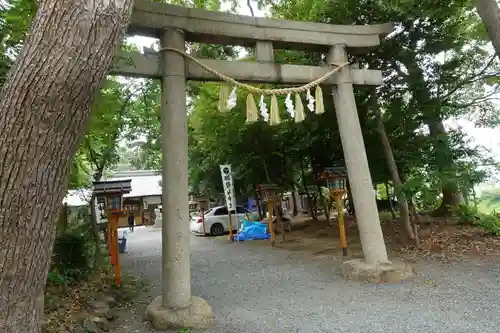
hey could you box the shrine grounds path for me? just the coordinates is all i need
[113,226,500,333]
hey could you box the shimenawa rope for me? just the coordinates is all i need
[158,47,350,124]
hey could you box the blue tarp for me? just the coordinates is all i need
[233,220,270,241]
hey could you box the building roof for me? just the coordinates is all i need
[106,175,162,198]
[63,170,162,206]
[104,170,161,198]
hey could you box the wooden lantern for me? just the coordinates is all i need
[93,179,132,213]
[256,183,280,202]
[321,166,348,256]
[321,167,347,196]
[256,183,281,245]
[92,179,132,285]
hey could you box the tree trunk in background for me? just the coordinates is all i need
[385,182,397,221]
[403,61,462,215]
[299,159,316,219]
[0,1,133,332]
[291,190,298,216]
[426,120,462,214]
[475,0,500,60]
[89,170,105,269]
[255,188,263,220]
[90,194,102,269]
[372,91,414,241]
[57,203,69,232]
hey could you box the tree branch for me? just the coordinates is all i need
[246,0,255,16]
[441,55,498,101]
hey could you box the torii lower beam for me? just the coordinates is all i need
[111,51,383,85]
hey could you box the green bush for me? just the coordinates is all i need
[476,214,500,236]
[51,228,91,281]
[455,204,480,224]
[46,271,73,286]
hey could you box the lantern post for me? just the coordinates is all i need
[256,184,280,246]
[92,179,132,285]
[321,167,348,256]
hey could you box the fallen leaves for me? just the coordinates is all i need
[43,267,116,333]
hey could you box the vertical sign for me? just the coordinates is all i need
[96,198,108,223]
[220,164,236,211]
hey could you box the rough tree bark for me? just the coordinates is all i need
[0,0,134,332]
[427,120,462,214]
[403,60,462,214]
[372,91,415,241]
[475,0,500,60]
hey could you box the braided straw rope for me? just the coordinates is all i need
[159,47,350,95]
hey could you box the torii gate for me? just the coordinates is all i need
[111,0,411,329]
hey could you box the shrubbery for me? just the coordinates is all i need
[47,224,95,286]
[455,204,500,236]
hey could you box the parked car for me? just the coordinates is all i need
[190,205,250,236]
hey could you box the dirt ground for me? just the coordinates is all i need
[249,213,500,263]
[113,223,500,333]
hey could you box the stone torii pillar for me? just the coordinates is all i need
[144,28,212,330]
[328,45,412,282]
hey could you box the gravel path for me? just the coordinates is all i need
[113,226,500,333]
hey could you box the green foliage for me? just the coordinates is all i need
[455,204,480,223]
[3,0,495,215]
[116,0,498,212]
[453,204,500,235]
[475,214,500,236]
[0,0,37,80]
[51,228,92,282]
[46,271,73,286]
[80,78,144,182]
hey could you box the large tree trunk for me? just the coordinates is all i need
[403,61,462,215]
[372,91,414,241]
[0,1,133,332]
[426,120,462,214]
[475,0,500,60]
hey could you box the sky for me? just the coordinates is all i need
[125,0,500,186]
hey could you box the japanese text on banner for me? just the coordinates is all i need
[219,164,236,211]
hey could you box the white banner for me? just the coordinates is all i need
[95,198,108,223]
[220,164,236,211]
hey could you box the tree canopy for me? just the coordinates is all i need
[2,0,499,216]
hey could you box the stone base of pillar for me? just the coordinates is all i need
[340,259,413,283]
[145,296,212,330]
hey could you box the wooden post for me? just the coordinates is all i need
[268,199,275,245]
[227,211,234,241]
[140,198,144,225]
[113,213,121,285]
[107,225,114,264]
[106,212,116,266]
[335,195,348,256]
[106,212,121,285]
